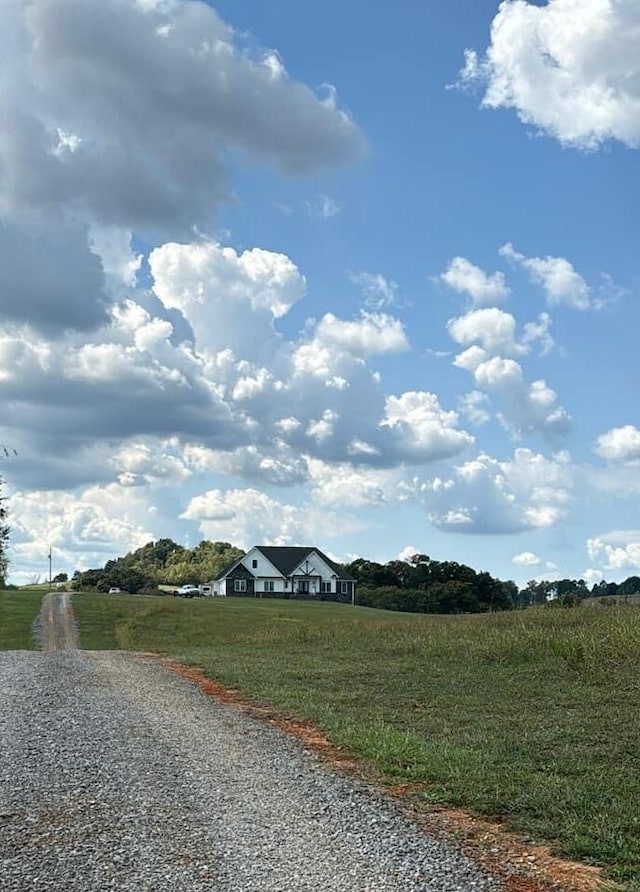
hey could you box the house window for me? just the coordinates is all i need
[320,581,331,593]
[252,559,258,568]
[341,582,349,594]
[234,579,247,592]
[298,580,310,594]
[264,580,274,592]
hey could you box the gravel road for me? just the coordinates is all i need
[35,591,79,652]
[0,595,502,891]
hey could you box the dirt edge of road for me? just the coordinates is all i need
[157,657,612,892]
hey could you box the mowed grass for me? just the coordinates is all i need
[0,590,45,649]
[74,594,640,889]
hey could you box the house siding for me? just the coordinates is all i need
[241,548,282,580]
[335,580,354,603]
[255,577,287,598]
[227,564,255,597]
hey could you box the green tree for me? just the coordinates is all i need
[189,540,243,582]
[0,477,9,586]
[345,559,399,588]
[71,539,246,592]
[72,568,107,591]
[619,576,640,598]
[523,579,554,606]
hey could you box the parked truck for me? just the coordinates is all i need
[174,584,201,598]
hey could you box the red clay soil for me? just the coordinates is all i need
[157,658,611,892]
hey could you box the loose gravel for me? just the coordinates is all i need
[0,648,503,891]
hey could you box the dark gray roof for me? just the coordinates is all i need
[213,556,251,581]
[255,546,354,580]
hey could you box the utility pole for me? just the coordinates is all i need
[48,545,52,590]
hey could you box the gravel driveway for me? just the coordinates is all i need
[0,595,502,891]
[35,591,79,651]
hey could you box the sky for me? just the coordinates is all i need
[1,0,639,587]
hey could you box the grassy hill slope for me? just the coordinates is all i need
[71,594,640,888]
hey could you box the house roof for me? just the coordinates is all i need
[213,557,250,581]
[212,545,354,582]
[255,546,354,580]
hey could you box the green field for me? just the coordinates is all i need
[0,589,45,649]
[71,593,640,889]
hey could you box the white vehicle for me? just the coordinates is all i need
[175,584,200,598]
[108,587,121,594]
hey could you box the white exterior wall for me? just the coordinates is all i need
[211,578,229,596]
[291,551,336,583]
[254,577,287,594]
[241,548,282,580]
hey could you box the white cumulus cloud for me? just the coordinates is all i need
[459,0,640,149]
[181,487,361,548]
[381,391,474,463]
[448,307,526,356]
[448,309,571,439]
[424,448,573,534]
[500,243,590,310]
[314,312,409,357]
[587,530,640,570]
[512,551,541,566]
[595,425,640,463]
[441,256,510,305]
[10,483,154,577]
[306,458,406,508]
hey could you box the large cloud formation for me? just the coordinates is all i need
[0,1,594,580]
[0,0,364,335]
[2,0,364,233]
[459,0,640,149]
[424,448,573,534]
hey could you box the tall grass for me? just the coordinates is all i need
[0,590,45,649]
[74,595,640,888]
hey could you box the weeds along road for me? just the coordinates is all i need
[0,594,500,892]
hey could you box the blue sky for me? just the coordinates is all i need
[2,0,639,587]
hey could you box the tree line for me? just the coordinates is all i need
[345,554,516,613]
[68,542,520,612]
[70,539,243,594]
[346,556,640,612]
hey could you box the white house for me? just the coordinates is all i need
[210,546,355,601]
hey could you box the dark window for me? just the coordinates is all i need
[252,559,258,568]
[298,580,310,594]
[234,579,247,592]
[341,582,349,594]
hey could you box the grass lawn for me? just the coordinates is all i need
[0,589,45,649]
[73,593,640,889]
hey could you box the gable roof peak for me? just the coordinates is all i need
[253,545,353,580]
